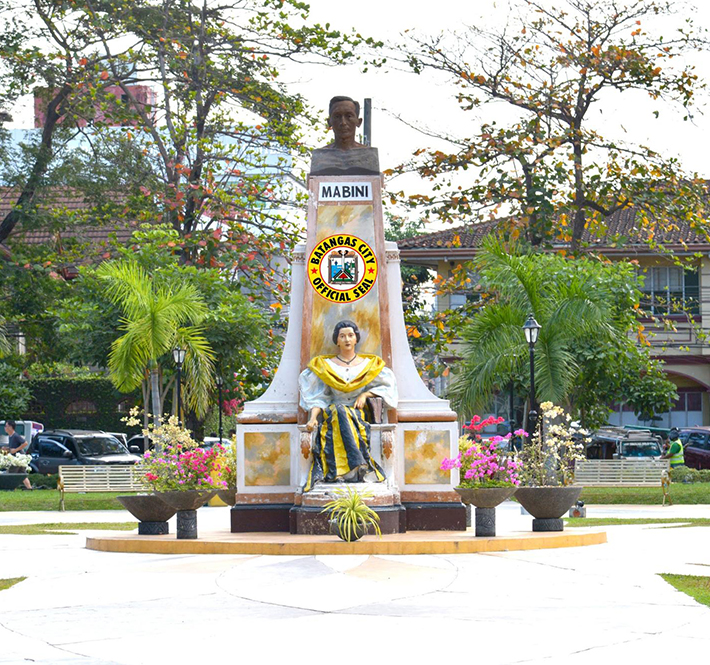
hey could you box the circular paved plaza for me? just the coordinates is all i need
[1,502,708,664]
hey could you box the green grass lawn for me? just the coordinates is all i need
[0,522,137,535]
[0,577,26,592]
[660,574,710,607]
[566,517,710,528]
[579,483,710,505]
[0,490,137,511]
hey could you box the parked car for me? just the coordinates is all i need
[678,427,710,470]
[587,427,663,460]
[126,434,150,455]
[29,430,142,475]
[106,432,128,447]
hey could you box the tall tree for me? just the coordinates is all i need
[396,0,708,249]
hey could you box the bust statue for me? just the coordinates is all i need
[310,96,380,176]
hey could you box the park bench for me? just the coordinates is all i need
[58,465,144,510]
[573,459,669,487]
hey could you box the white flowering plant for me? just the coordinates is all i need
[519,402,587,487]
[0,452,32,472]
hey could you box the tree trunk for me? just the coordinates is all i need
[150,366,162,427]
[0,84,72,243]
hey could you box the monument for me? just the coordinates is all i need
[231,96,465,534]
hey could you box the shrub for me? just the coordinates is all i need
[27,473,58,489]
[670,466,710,484]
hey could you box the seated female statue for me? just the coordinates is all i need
[299,320,397,491]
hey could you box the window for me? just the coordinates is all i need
[683,432,709,450]
[639,266,699,316]
[38,439,70,457]
[65,400,97,415]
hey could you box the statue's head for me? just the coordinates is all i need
[332,320,361,345]
[328,95,360,118]
[327,96,362,148]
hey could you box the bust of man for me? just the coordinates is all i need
[310,96,380,176]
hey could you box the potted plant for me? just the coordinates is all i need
[515,402,587,532]
[138,416,222,538]
[0,452,32,491]
[321,486,382,542]
[441,416,522,536]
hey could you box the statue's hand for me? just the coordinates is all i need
[306,417,319,432]
[354,391,372,410]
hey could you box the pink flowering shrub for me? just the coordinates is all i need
[142,441,227,492]
[441,415,527,488]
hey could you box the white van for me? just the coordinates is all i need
[0,420,44,447]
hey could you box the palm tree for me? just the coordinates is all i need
[0,317,10,357]
[450,236,615,420]
[98,260,215,426]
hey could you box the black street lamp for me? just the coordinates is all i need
[522,314,541,434]
[172,347,186,423]
[216,375,224,444]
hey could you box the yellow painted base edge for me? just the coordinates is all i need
[86,530,607,556]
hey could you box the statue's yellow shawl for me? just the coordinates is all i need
[308,354,385,394]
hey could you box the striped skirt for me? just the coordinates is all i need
[304,404,386,492]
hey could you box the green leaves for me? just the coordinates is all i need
[450,236,673,426]
[97,258,215,417]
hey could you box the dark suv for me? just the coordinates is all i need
[679,428,710,470]
[30,430,142,474]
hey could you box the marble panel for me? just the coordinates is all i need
[244,431,291,486]
[309,203,381,358]
[404,429,450,485]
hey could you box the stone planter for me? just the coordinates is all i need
[0,473,28,491]
[157,490,216,540]
[515,486,583,532]
[217,488,237,506]
[117,495,176,535]
[157,489,216,511]
[455,486,518,537]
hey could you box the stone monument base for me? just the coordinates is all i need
[290,480,405,534]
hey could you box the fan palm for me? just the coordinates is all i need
[98,260,215,425]
[450,236,616,417]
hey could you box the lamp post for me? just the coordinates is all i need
[216,375,224,444]
[172,347,186,423]
[522,314,541,435]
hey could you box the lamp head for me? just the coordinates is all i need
[522,314,541,346]
[172,347,186,365]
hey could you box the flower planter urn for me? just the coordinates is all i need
[216,488,237,506]
[0,473,28,491]
[117,495,177,535]
[455,486,518,537]
[157,490,217,539]
[515,486,583,532]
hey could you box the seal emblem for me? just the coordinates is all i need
[307,234,378,303]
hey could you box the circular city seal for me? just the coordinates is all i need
[307,234,378,303]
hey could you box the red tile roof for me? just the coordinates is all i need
[0,187,139,249]
[397,208,710,257]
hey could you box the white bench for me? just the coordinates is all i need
[58,465,144,510]
[573,459,670,487]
